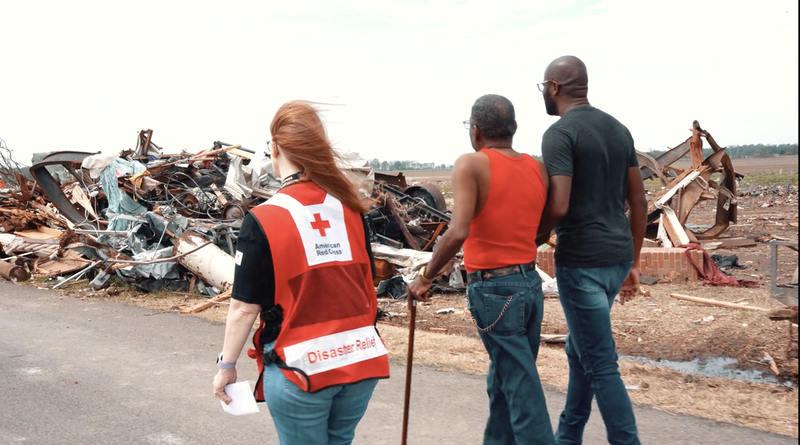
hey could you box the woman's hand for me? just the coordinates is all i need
[213,368,238,404]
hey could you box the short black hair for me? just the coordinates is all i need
[471,94,516,139]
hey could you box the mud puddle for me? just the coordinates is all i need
[620,355,793,387]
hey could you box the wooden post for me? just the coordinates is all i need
[669,293,767,312]
[0,260,31,282]
[401,300,417,445]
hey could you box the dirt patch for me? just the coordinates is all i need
[378,282,798,379]
[379,324,799,438]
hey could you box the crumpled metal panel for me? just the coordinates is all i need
[29,151,100,228]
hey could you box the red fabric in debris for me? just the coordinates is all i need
[683,243,759,287]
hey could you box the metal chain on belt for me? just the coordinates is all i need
[471,294,514,333]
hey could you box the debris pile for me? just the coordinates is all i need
[0,131,457,300]
[638,120,739,248]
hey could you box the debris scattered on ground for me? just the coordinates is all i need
[0,131,457,300]
[638,120,739,248]
[670,293,768,312]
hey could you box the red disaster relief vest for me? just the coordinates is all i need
[248,182,389,395]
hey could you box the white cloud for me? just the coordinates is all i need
[0,0,796,165]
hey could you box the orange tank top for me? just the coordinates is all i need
[462,149,547,272]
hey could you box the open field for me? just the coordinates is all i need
[672,155,799,176]
[391,155,799,181]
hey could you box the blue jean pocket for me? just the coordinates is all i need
[469,289,526,335]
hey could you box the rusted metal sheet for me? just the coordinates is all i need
[29,151,102,228]
[59,230,132,262]
[374,172,408,189]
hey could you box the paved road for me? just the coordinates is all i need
[1,282,794,445]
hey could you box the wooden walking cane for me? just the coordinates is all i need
[401,297,417,445]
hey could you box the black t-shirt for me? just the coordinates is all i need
[231,208,375,309]
[542,105,638,268]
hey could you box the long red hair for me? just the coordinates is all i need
[270,101,367,213]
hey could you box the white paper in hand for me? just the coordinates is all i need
[220,381,260,416]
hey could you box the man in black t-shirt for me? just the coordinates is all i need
[535,55,647,445]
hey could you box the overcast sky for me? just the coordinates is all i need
[1,0,797,165]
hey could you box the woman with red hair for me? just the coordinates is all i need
[213,101,389,444]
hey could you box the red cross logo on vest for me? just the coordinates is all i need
[311,213,331,236]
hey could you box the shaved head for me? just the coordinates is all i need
[544,55,588,99]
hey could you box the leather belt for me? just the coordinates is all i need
[466,260,538,285]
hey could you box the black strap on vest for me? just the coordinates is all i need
[258,305,284,346]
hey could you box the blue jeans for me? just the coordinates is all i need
[467,267,556,445]
[555,263,640,445]
[262,360,378,445]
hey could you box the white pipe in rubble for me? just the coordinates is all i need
[173,231,235,291]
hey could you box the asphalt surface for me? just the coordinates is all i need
[1,281,795,445]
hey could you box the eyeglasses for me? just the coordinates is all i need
[463,120,473,130]
[536,79,561,92]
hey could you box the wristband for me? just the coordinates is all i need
[419,266,433,285]
[217,353,236,369]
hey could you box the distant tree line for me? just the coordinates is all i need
[369,159,453,171]
[646,143,798,159]
[368,155,549,171]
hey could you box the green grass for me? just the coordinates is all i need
[738,172,798,187]
[644,178,663,193]
[643,173,797,193]
[438,182,453,196]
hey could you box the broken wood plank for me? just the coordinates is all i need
[209,184,229,207]
[669,293,768,312]
[182,290,232,314]
[765,353,780,376]
[642,238,661,248]
[702,237,757,249]
[383,198,421,250]
[188,274,197,294]
[421,222,445,251]
[227,148,254,159]
[765,307,798,323]
[36,226,64,237]
[188,145,241,161]
[540,334,567,343]
[33,253,92,278]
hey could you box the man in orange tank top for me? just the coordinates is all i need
[409,94,556,444]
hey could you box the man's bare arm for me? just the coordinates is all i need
[619,166,648,302]
[535,175,572,246]
[424,153,479,276]
[626,166,647,266]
